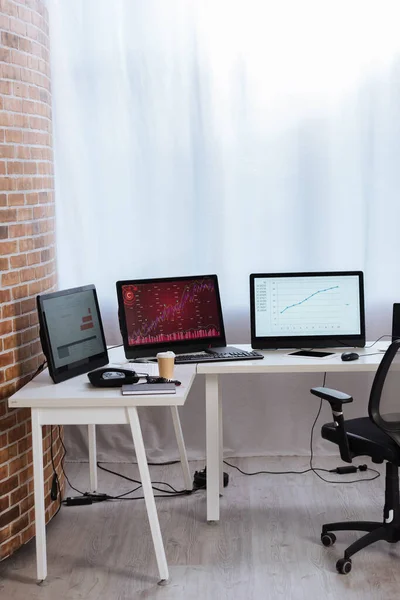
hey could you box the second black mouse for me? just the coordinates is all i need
[341,352,360,362]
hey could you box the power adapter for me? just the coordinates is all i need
[193,468,229,490]
[65,496,93,506]
[65,493,111,506]
[83,492,109,502]
[50,473,58,501]
[330,464,368,474]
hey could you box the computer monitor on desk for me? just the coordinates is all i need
[250,271,365,350]
[117,274,228,360]
[37,284,109,383]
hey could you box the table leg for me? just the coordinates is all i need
[126,407,169,585]
[88,424,97,492]
[169,406,192,490]
[31,409,47,582]
[218,386,224,494]
[205,374,221,522]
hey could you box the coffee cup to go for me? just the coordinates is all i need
[156,351,175,379]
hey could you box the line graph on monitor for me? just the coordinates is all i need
[255,276,359,335]
[251,271,364,347]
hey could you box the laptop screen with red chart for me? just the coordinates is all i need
[116,274,228,359]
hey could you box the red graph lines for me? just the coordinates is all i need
[126,279,217,341]
[130,327,220,345]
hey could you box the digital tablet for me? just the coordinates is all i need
[287,350,335,358]
[37,284,109,383]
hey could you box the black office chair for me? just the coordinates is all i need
[310,339,400,574]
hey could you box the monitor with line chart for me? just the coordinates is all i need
[116,274,228,359]
[250,271,365,349]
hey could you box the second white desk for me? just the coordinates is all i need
[197,343,388,522]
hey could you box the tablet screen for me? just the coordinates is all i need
[288,350,335,358]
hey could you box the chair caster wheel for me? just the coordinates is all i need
[336,557,352,574]
[321,532,336,547]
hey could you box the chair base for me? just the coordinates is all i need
[322,520,400,560]
[321,462,400,571]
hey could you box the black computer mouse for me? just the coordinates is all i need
[341,352,360,362]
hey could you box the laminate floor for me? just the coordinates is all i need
[0,457,399,600]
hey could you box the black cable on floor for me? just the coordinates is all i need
[58,440,193,504]
[224,372,380,484]
[96,461,191,496]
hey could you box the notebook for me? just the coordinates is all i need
[121,383,176,395]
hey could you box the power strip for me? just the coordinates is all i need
[193,468,229,490]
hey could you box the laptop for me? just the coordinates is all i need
[116,274,263,364]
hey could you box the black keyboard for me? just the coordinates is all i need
[174,347,264,364]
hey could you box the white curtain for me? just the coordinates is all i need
[49,0,400,461]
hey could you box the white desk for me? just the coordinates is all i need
[8,342,389,581]
[197,343,389,522]
[8,347,196,585]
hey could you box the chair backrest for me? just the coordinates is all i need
[369,339,400,447]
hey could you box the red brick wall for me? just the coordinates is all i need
[0,0,64,561]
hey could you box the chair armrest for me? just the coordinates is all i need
[310,386,353,464]
[311,387,353,413]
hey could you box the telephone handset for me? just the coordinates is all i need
[87,368,139,388]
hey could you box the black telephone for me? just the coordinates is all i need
[88,368,182,388]
[87,368,140,388]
